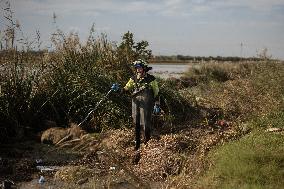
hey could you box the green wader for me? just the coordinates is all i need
[132,88,154,150]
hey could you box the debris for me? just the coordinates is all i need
[265,128,283,132]
[36,166,61,172]
[35,159,43,164]
[109,166,116,171]
[38,176,45,184]
[2,179,14,189]
[217,120,229,127]
[41,125,86,145]
[77,178,88,185]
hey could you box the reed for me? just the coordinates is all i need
[0,2,190,140]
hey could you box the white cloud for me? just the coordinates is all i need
[11,0,160,15]
[3,0,283,59]
[9,0,206,18]
[210,0,284,11]
[9,0,284,18]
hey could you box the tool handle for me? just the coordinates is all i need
[78,89,113,127]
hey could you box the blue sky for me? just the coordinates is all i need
[1,0,284,59]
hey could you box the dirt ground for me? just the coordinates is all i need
[0,118,239,189]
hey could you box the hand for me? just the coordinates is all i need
[111,83,119,92]
[153,103,161,114]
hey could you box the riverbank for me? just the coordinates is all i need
[2,121,241,189]
[1,60,283,188]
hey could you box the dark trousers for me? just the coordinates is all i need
[132,89,154,150]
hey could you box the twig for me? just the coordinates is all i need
[55,134,72,146]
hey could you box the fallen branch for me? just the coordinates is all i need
[55,134,72,146]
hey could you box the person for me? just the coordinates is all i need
[122,59,159,150]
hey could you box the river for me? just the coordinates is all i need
[148,63,200,78]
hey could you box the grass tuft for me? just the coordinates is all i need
[196,112,284,189]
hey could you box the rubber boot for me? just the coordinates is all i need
[135,112,141,150]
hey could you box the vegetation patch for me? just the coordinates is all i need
[1,2,284,188]
[196,112,284,189]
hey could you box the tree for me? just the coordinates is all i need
[117,31,152,63]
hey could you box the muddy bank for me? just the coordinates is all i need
[1,120,238,189]
[0,141,82,188]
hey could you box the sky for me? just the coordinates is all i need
[1,0,284,59]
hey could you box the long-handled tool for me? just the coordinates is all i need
[77,83,119,127]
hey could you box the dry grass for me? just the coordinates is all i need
[46,60,284,188]
[186,61,284,120]
[1,2,284,188]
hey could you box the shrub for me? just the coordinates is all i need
[0,12,155,139]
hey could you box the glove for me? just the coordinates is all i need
[153,103,161,114]
[111,83,119,92]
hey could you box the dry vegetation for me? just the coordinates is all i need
[1,1,284,188]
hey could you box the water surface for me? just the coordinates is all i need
[148,63,199,78]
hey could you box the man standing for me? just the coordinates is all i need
[123,59,159,150]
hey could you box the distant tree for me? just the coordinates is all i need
[117,31,152,64]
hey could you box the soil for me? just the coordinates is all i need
[0,140,81,188]
[0,119,239,189]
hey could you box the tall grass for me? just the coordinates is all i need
[184,61,284,121]
[0,2,192,141]
[0,28,152,137]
